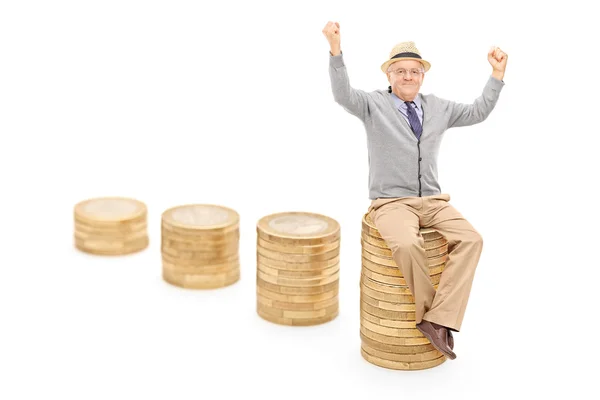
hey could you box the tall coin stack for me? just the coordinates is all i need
[256,212,341,326]
[161,204,240,289]
[73,197,148,255]
[360,212,449,370]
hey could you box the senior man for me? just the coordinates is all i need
[322,21,507,360]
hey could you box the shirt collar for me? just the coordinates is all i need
[391,92,422,111]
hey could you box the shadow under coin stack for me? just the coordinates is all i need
[73,197,148,255]
[256,212,341,326]
[161,204,240,289]
[360,212,450,370]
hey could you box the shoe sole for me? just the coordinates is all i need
[416,324,457,360]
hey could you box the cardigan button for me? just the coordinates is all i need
[419,157,422,161]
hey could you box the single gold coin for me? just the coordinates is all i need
[257,262,339,278]
[360,325,430,346]
[256,253,340,271]
[256,277,339,295]
[161,237,239,253]
[256,245,339,263]
[360,249,396,267]
[360,257,404,278]
[361,268,442,287]
[74,235,149,256]
[360,319,423,338]
[360,268,408,286]
[75,220,147,235]
[257,212,340,246]
[74,197,147,224]
[161,225,239,242]
[360,301,416,321]
[161,251,239,267]
[256,269,339,288]
[360,292,416,312]
[74,227,147,242]
[257,308,338,326]
[361,272,442,293]
[360,309,415,329]
[256,286,338,303]
[162,258,240,274]
[361,342,443,362]
[361,257,446,279]
[257,302,338,320]
[74,214,146,228]
[360,289,417,310]
[161,204,239,235]
[163,267,240,289]
[257,293,338,311]
[256,237,340,255]
[361,347,446,370]
[360,333,435,354]
[161,245,238,261]
[361,275,413,294]
[360,277,415,295]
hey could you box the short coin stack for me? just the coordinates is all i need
[256,212,341,326]
[161,204,240,289]
[73,197,148,255]
[360,212,449,370]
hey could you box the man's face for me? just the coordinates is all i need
[386,60,425,100]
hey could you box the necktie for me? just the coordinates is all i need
[405,101,422,140]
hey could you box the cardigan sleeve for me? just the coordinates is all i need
[329,52,371,121]
[446,75,505,128]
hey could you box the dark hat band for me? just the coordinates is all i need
[391,52,422,60]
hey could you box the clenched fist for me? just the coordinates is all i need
[322,21,341,56]
[488,46,508,73]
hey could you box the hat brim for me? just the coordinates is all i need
[381,58,431,73]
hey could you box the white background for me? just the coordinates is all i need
[1,0,599,398]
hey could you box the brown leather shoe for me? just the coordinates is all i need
[416,320,457,360]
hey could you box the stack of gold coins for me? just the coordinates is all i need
[360,212,449,370]
[256,212,341,326]
[73,197,148,255]
[161,204,240,289]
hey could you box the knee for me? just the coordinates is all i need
[464,231,483,249]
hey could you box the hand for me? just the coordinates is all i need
[322,21,341,55]
[488,46,507,73]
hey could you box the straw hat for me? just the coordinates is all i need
[381,41,431,73]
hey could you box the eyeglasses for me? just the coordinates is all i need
[389,68,424,77]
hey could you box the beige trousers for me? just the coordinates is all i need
[367,193,483,332]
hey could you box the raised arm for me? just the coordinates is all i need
[447,46,508,128]
[322,21,370,120]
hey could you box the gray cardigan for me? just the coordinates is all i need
[328,53,505,200]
